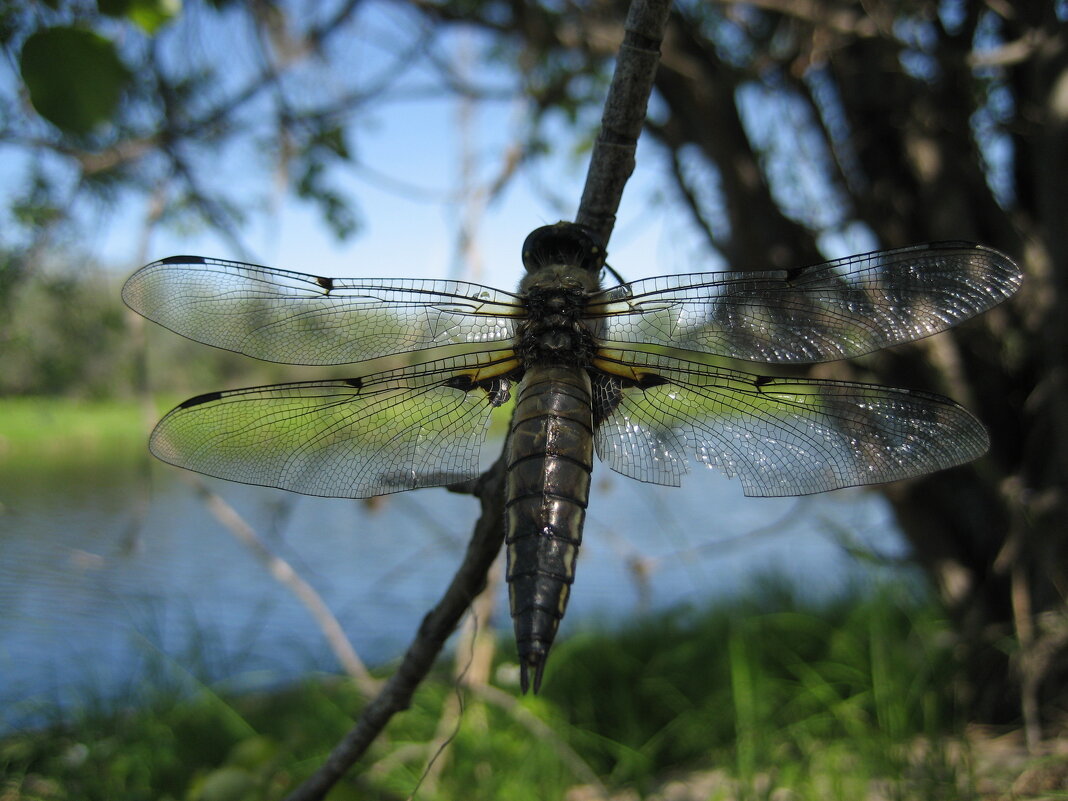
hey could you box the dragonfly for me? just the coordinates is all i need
[122,222,1021,692]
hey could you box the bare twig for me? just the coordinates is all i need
[716,0,881,38]
[284,457,507,801]
[660,139,720,251]
[453,556,502,690]
[576,0,672,247]
[191,478,381,697]
[469,684,611,799]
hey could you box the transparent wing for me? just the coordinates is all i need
[122,255,524,365]
[149,352,515,498]
[588,243,1021,363]
[591,349,988,497]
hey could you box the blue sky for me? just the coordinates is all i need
[0,0,711,292]
[0,0,893,290]
[115,101,703,291]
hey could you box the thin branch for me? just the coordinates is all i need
[576,0,672,246]
[967,29,1045,67]
[189,0,376,134]
[659,137,720,252]
[192,479,381,697]
[283,457,507,801]
[167,147,254,261]
[717,0,881,38]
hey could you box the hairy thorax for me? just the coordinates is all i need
[516,264,601,367]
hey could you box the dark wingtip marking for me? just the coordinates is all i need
[316,276,334,292]
[179,390,223,409]
[158,255,208,265]
[344,377,363,389]
[754,375,773,387]
[926,239,980,250]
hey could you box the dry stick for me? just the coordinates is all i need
[284,458,507,801]
[575,0,672,245]
[284,2,672,799]
[469,684,610,798]
[193,479,381,697]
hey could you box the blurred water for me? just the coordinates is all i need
[0,450,906,730]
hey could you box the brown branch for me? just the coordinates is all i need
[716,0,882,38]
[283,457,507,801]
[576,0,672,247]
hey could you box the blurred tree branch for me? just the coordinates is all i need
[0,0,510,263]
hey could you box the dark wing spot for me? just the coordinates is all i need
[179,390,224,409]
[753,375,773,388]
[590,370,624,426]
[590,369,669,425]
[636,373,670,390]
[784,266,804,283]
[443,375,477,391]
[159,255,208,265]
[316,276,334,293]
[344,377,363,389]
[444,374,513,406]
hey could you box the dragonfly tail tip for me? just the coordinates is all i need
[519,656,547,694]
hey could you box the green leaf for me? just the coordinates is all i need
[130,0,181,34]
[98,0,180,33]
[192,766,256,801]
[19,26,132,134]
[314,125,349,159]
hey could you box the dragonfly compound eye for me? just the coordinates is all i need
[522,222,606,273]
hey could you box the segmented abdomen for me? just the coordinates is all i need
[505,364,594,693]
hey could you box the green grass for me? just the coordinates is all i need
[0,396,170,497]
[543,581,968,793]
[0,396,168,457]
[3,582,1041,801]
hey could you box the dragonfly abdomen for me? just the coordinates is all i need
[505,364,594,693]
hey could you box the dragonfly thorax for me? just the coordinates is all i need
[516,282,597,368]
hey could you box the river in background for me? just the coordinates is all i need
[0,444,909,732]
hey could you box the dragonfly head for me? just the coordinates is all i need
[522,222,606,274]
